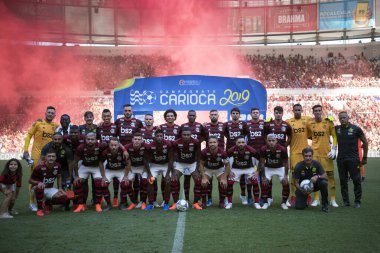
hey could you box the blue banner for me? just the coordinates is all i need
[114,75,267,121]
[319,0,374,30]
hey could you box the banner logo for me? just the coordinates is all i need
[130,90,156,105]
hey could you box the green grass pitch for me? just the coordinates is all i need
[0,159,379,253]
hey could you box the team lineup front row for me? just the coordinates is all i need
[0,104,368,218]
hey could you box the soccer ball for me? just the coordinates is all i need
[176,199,189,212]
[143,91,156,104]
[300,179,314,192]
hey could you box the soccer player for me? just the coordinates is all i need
[259,134,289,210]
[97,109,119,206]
[140,114,160,207]
[286,104,311,206]
[180,110,204,202]
[203,109,226,206]
[170,128,202,210]
[307,105,338,207]
[293,147,329,212]
[73,133,108,213]
[145,129,173,210]
[124,133,152,210]
[245,108,266,205]
[63,125,85,152]
[159,109,181,142]
[199,137,230,209]
[0,159,23,219]
[41,133,73,191]
[97,109,118,144]
[264,106,292,205]
[23,105,59,211]
[29,150,68,216]
[335,111,368,208]
[55,114,72,135]
[79,111,97,135]
[101,137,131,210]
[226,136,260,209]
[115,104,143,146]
[140,114,157,145]
[224,107,247,205]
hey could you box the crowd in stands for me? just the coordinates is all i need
[1,53,379,154]
[76,53,380,90]
[1,94,379,154]
[246,54,380,88]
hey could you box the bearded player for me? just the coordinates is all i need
[73,133,108,213]
[29,150,68,216]
[226,136,259,209]
[224,107,248,205]
[286,104,311,207]
[259,134,290,210]
[170,128,202,210]
[244,108,265,205]
[180,110,204,203]
[101,137,131,211]
[307,105,338,207]
[203,109,226,206]
[124,133,152,210]
[264,106,292,205]
[199,137,230,208]
[24,106,59,211]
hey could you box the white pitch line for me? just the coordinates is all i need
[171,211,187,253]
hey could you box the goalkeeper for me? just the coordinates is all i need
[293,147,329,212]
[307,105,338,208]
[23,106,59,211]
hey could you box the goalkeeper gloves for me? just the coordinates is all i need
[327,146,337,160]
[265,117,273,122]
[325,115,334,122]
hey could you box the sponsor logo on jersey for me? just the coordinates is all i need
[42,131,54,138]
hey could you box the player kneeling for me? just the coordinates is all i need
[259,134,290,210]
[226,136,260,209]
[294,147,329,213]
[101,137,131,211]
[29,150,68,216]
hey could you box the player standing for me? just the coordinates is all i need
[170,128,202,210]
[307,105,338,207]
[286,104,311,206]
[224,107,247,205]
[264,106,292,205]
[180,110,204,203]
[203,109,226,206]
[245,108,265,205]
[55,114,72,135]
[199,137,230,208]
[23,106,59,211]
[79,111,97,136]
[259,134,290,210]
[124,133,151,210]
[226,136,259,209]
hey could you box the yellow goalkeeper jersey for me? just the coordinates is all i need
[287,116,311,154]
[307,118,337,157]
[24,120,59,160]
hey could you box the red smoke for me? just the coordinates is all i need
[0,2,94,124]
[119,0,249,76]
